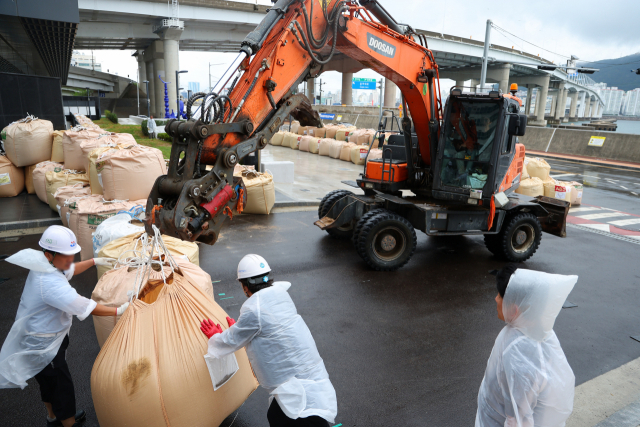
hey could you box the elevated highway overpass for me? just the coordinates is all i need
[75,0,604,124]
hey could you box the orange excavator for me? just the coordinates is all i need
[145,0,569,270]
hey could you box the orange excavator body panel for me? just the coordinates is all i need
[365,161,409,182]
[499,143,526,193]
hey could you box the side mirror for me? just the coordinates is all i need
[508,114,527,137]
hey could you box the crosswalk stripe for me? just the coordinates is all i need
[569,207,602,213]
[607,218,640,226]
[550,173,576,179]
[577,212,629,220]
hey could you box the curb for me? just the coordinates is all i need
[0,218,62,232]
[528,152,640,172]
[273,200,321,208]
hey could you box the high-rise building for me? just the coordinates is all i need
[597,85,624,115]
[188,82,200,93]
[622,89,640,117]
[70,51,101,71]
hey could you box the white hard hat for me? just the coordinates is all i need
[39,225,81,256]
[237,254,271,280]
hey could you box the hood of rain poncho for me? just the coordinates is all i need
[503,269,578,342]
[6,249,57,274]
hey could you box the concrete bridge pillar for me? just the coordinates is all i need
[144,40,167,118]
[341,72,353,105]
[559,88,569,121]
[135,51,147,115]
[550,92,557,117]
[532,75,550,126]
[568,91,579,120]
[142,46,158,118]
[455,80,465,90]
[156,27,183,118]
[524,85,533,115]
[384,78,397,107]
[584,97,592,118]
[553,83,565,120]
[307,77,315,104]
[470,79,479,93]
[486,63,511,94]
[590,99,597,118]
[578,92,587,118]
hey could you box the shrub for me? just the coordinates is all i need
[105,110,118,124]
[158,133,172,142]
[141,120,148,136]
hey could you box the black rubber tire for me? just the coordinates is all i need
[319,190,355,239]
[352,208,385,251]
[484,234,501,256]
[356,212,417,271]
[495,212,542,262]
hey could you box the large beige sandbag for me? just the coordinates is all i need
[51,131,65,163]
[369,148,383,160]
[325,125,339,139]
[79,133,136,172]
[239,168,275,215]
[522,159,530,180]
[515,177,544,197]
[308,138,321,154]
[569,182,584,206]
[88,146,118,195]
[45,170,89,212]
[543,179,571,201]
[318,139,332,156]
[62,127,104,171]
[97,231,200,279]
[329,140,345,159]
[299,135,315,152]
[282,132,298,149]
[270,131,285,146]
[25,164,37,194]
[289,120,300,134]
[0,156,24,198]
[4,117,53,167]
[90,267,258,427]
[308,127,326,138]
[340,142,356,161]
[92,258,212,347]
[289,135,302,150]
[526,157,551,181]
[98,145,166,202]
[67,196,144,261]
[336,127,357,141]
[53,184,91,227]
[32,161,63,203]
[297,126,309,136]
[350,145,371,165]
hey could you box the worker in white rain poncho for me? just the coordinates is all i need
[200,254,337,427]
[0,226,128,427]
[475,264,578,427]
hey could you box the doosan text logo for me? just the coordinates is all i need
[367,33,396,58]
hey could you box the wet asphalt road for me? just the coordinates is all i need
[0,159,639,427]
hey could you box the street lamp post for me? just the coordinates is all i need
[143,81,150,118]
[176,70,188,119]
[86,87,91,118]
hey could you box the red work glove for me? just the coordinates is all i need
[200,319,223,339]
[226,316,236,327]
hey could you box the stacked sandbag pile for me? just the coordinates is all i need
[569,182,583,206]
[79,133,136,171]
[289,120,301,134]
[51,131,65,163]
[97,231,200,279]
[32,161,63,202]
[516,157,550,199]
[516,177,544,197]
[91,257,258,427]
[340,142,357,161]
[96,145,166,201]
[368,148,383,160]
[0,155,25,198]
[543,180,572,202]
[234,166,276,215]
[270,131,285,146]
[290,135,302,150]
[4,116,53,167]
[299,135,315,152]
[307,127,326,138]
[62,126,105,171]
[24,165,38,194]
[73,113,101,130]
[282,132,299,149]
[318,138,333,156]
[92,212,144,257]
[336,127,357,142]
[308,137,322,154]
[350,145,372,165]
[67,196,146,261]
[45,169,90,212]
[356,129,377,146]
[53,183,91,226]
[329,140,345,159]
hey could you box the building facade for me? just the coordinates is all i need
[622,89,640,117]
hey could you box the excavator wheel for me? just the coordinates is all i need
[352,208,385,254]
[495,212,542,262]
[318,190,355,239]
[356,212,417,271]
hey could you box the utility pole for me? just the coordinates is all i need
[317,79,325,105]
[480,19,492,93]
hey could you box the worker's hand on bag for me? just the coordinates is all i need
[93,257,116,267]
[116,302,129,315]
[226,316,236,327]
[200,319,223,339]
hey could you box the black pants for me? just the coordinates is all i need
[267,399,330,427]
[34,335,76,421]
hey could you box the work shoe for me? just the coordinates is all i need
[47,410,86,427]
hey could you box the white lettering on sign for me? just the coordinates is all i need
[367,33,396,58]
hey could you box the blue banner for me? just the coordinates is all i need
[319,113,336,120]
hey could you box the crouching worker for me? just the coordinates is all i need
[200,254,338,427]
[0,226,129,427]
[475,264,578,427]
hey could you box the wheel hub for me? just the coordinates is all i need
[380,234,397,251]
[512,224,535,254]
[515,230,527,246]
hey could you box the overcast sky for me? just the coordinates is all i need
[84,0,640,96]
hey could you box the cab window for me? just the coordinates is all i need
[440,99,501,190]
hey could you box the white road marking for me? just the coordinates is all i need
[620,185,629,190]
[578,212,629,220]
[569,207,602,213]
[605,178,619,183]
[550,173,576,179]
[632,192,639,196]
[581,223,612,232]
[608,218,640,227]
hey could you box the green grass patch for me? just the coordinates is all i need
[94,118,172,158]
